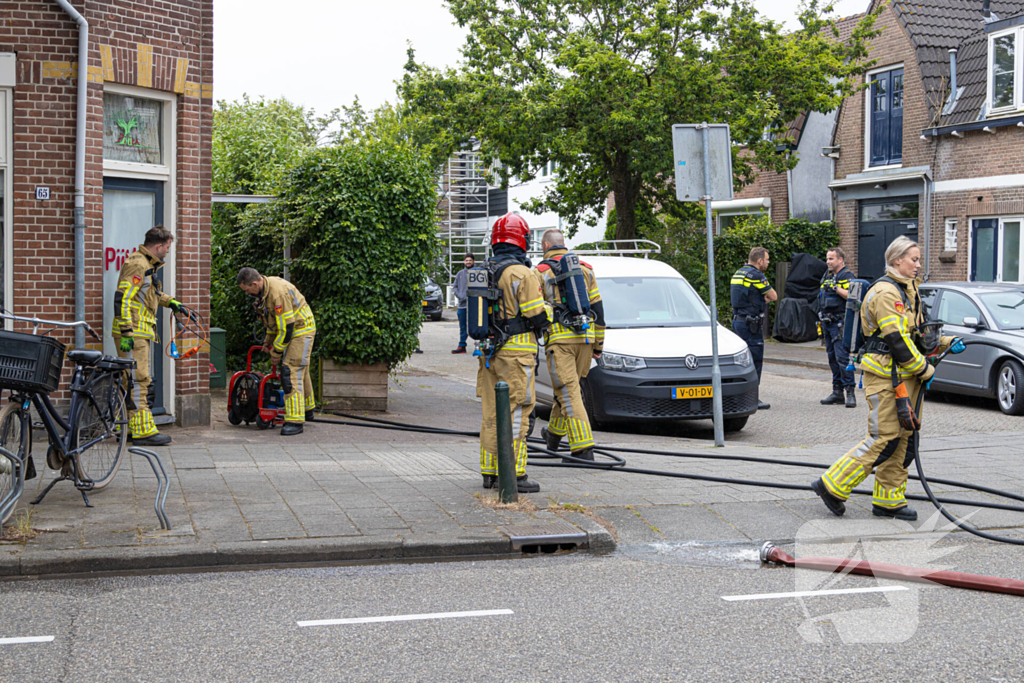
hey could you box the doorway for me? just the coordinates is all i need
[102,178,167,417]
[857,196,919,280]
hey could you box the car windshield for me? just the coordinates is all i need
[978,291,1024,330]
[599,276,711,328]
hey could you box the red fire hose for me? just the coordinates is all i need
[760,542,1024,598]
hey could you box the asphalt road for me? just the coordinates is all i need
[2,537,1023,682]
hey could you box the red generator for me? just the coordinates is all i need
[227,346,286,429]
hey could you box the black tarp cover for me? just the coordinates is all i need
[783,252,827,302]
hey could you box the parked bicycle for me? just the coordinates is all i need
[0,313,133,523]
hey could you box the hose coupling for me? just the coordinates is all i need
[759,541,778,564]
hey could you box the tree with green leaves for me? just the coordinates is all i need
[211,96,338,365]
[404,0,878,240]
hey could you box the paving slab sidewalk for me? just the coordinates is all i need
[3,410,1022,577]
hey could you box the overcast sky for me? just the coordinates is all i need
[214,0,869,117]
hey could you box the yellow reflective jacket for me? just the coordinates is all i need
[491,263,546,356]
[860,270,951,380]
[114,245,173,341]
[255,276,316,356]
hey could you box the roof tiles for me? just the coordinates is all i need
[888,0,1024,125]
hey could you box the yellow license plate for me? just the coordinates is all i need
[421,300,429,307]
[673,386,713,399]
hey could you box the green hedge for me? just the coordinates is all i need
[210,203,285,371]
[243,139,438,366]
[652,215,839,326]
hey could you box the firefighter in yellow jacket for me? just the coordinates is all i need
[475,214,550,493]
[534,229,605,461]
[113,226,182,446]
[237,267,317,436]
[811,237,964,521]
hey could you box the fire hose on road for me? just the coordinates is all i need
[307,338,1024,597]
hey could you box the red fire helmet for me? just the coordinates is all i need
[491,213,530,250]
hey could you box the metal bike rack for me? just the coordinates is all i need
[0,447,26,525]
[128,447,171,531]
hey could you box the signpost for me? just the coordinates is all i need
[672,123,734,447]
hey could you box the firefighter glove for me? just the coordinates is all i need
[894,382,921,431]
[119,337,134,352]
[917,362,936,383]
[950,338,966,354]
[169,299,183,314]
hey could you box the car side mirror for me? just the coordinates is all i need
[962,316,985,330]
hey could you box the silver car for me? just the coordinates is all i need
[918,282,1024,415]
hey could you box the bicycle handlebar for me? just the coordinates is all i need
[0,312,101,342]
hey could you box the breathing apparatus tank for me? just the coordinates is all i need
[467,266,496,345]
[842,279,873,381]
[466,259,525,363]
[542,252,595,335]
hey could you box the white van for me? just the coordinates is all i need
[535,255,759,432]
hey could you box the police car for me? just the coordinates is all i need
[535,253,760,432]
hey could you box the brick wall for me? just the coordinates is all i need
[833,3,1024,283]
[734,163,789,224]
[0,1,213,423]
[832,4,927,274]
[931,187,1024,282]
[835,4,933,182]
[836,199,859,271]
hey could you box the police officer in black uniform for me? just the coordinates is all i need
[730,246,777,410]
[818,246,857,408]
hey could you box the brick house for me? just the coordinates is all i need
[829,0,1024,283]
[722,14,865,233]
[0,1,213,425]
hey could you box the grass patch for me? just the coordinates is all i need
[1,509,41,543]
[474,492,538,513]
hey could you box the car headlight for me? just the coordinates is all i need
[732,347,753,368]
[598,353,647,372]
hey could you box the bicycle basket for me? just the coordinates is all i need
[0,330,66,394]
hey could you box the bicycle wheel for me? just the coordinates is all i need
[75,374,127,489]
[0,401,29,525]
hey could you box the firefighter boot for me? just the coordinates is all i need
[564,447,594,463]
[482,474,497,489]
[542,427,562,452]
[873,505,918,521]
[133,433,172,447]
[517,475,540,493]
[845,386,857,408]
[821,385,845,405]
[811,477,846,517]
[281,423,304,436]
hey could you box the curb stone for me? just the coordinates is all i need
[2,519,610,578]
[560,511,617,551]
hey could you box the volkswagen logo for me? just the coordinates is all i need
[684,354,699,370]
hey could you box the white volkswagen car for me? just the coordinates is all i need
[535,255,759,432]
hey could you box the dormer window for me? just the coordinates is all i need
[988,26,1024,114]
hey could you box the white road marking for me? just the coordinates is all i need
[721,586,908,602]
[0,636,55,645]
[298,609,514,627]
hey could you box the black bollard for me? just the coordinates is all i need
[494,381,518,503]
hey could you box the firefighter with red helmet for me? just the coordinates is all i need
[476,213,549,493]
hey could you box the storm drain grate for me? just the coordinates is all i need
[499,522,587,553]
